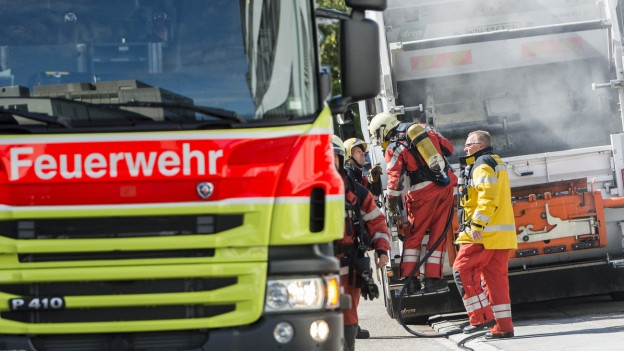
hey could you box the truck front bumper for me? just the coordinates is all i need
[0,310,344,351]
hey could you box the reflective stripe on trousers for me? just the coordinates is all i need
[452,243,514,332]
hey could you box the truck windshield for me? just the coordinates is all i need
[0,0,319,126]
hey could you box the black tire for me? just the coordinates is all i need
[609,291,624,301]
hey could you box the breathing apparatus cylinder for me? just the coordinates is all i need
[406,124,450,185]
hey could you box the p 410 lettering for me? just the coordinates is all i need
[9,297,65,311]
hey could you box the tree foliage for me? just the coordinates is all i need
[317,0,347,96]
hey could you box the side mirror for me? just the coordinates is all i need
[345,0,387,12]
[340,0,386,102]
[328,96,357,140]
[329,96,352,116]
[317,0,386,105]
[340,14,381,102]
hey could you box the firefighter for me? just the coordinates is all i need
[368,112,457,294]
[344,138,383,197]
[343,137,383,340]
[332,135,390,351]
[453,130,516,338]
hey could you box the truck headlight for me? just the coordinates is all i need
[265,275,340,312]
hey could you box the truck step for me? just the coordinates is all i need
[394,286,450,297]
[610,259,624,268]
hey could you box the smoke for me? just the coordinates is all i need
[384,0,623,163]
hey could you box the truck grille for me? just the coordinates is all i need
[2,304,236,323]
[0,277,237,296]
[0,209,267,334]
[0,214,244,239]
[0,277,238,323]
[18,249,215,262]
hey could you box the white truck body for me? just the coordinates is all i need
[361,0,624,322]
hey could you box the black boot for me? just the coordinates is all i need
[463,319,496,334]
[424,278,449,293]
[485,331,514,339]
[406,278,422,295]
[356,325,370,339]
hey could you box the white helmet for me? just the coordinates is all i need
[369,112,401,143]
[344,138,368,159]
[332,134,346,157]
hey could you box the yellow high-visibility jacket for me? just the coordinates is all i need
[456,148,517,249]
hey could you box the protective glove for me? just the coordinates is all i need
[372,184,383,197]
[385,196,401,220]
[360,270,380,300]
[356,256,380,300]
[368,163,383,183]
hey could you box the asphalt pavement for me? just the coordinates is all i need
[356,290,624,351]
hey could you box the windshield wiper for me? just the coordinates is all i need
[102,101,246,124]
[0,109,71,128]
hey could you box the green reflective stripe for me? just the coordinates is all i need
[270,195,343,245]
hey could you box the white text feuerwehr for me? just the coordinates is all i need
[9,143,224,180]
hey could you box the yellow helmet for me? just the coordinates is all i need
[332,134,345,157]
[369,112,401,143]
[344,138,368,159]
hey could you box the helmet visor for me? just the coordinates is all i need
[333,145,345,156]
[374,125,387,143]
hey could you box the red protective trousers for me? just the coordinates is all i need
[340,266,360,325]
[401,184,454,279]
[452,243,514,334]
